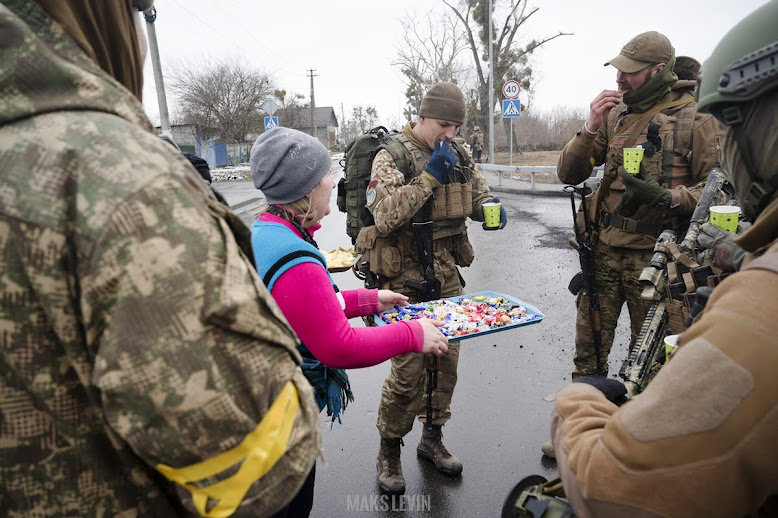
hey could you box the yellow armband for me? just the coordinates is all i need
[156,380,300,517]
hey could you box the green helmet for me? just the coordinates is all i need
[696,0,778,116]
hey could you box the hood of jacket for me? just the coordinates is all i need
[0,0,152,131]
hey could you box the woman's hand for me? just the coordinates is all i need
[418,318,449,356]
[377,290,409,312]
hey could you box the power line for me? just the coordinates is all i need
[167,0,293,83]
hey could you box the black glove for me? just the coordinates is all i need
[575,375,628,406]
[482,197,508,230]
[698,222,747,272]
[615,164,671,217]
[424,140,457,184]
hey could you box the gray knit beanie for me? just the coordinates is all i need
[418,82,466,124]
[250,127,331,204]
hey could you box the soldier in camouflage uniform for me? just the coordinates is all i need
[468,126,484,163]
[361,82,507,494]
[556,31,724,382]
[0,1,320,516]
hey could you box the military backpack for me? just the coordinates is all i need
[336,126,412,244]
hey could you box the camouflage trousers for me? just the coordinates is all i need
[572,242,654,379]
[376,258,463,438]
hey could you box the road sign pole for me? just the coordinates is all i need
[510,124,513,166]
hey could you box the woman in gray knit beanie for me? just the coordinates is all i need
[248,127,449,516]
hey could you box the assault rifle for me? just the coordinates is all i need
[618,229,675,398]
[403,219,442,301]
[564,185,605,376]
[678,167,731,257]
[619,168,735,398]
[403,201,442,433]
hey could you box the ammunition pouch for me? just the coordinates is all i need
[451,233,474,267]
[355,225,402,279]
[574,192,599,243]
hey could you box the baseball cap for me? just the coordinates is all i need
[605,31,674,73]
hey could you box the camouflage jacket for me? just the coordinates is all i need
[0,3,320,516]
[468,131,484,150]
[368,122,491,237]
[558,85,724,249]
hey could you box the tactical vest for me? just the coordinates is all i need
[393,133,475,225]
[357,135,476,280]
[606,91,696,189]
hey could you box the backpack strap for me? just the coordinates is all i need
[262,250,327,288]
[378,135,415,180]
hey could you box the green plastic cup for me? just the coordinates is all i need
[664,334,680,361]
[623,147,644,174]
[483,202,501,229]
[710,205,740,233]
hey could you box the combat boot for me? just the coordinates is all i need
[377,437,405,494]
[417,425,463,476]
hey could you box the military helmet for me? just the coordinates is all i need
[696,0,778,117]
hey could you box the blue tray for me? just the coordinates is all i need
[373,290,544,341]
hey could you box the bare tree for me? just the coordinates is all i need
[274,90,309,130]
[393,11,472,121]
[442,0,571,154]
[169,56,275,156]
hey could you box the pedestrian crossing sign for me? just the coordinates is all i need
[502,100,521,118]
[264,116,279,131]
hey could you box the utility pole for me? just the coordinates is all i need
[308,69,318,143]
[143,6,171,137]
[488,0,494,164]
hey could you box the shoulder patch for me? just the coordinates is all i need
[366,187,376,206]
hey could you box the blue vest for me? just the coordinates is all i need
[250,219,353,425]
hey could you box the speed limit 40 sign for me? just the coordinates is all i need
[502,80,520,99]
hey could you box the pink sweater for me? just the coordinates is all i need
[263,214,424,369]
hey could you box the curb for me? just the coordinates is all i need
[488,184,569,197]
[231,197,263,211]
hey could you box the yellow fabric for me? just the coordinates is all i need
[156,381,300,517]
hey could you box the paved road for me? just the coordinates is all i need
[213,166,631,517]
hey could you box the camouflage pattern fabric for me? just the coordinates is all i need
[368,122,491,438]
[572,242,654,378]
[468,130,484,152]
[0,3,320,516]
[377,341,461,438]
[558,84,724,382]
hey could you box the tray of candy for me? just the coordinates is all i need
[374,291,544,341]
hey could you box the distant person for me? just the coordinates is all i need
[159,133,229,205]
[673,55,701,80]
[548,3,778,515]
[360,82,507,494]
[249,127,449,515]
[547,30,724,457]
[469,125,484,163]
[183,152,229,205]
[0,1,319,516]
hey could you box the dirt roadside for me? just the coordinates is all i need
[487,150,563,184]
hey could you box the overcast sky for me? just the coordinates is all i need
[140,0,770,128]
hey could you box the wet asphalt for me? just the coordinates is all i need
[213,166,631,517]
